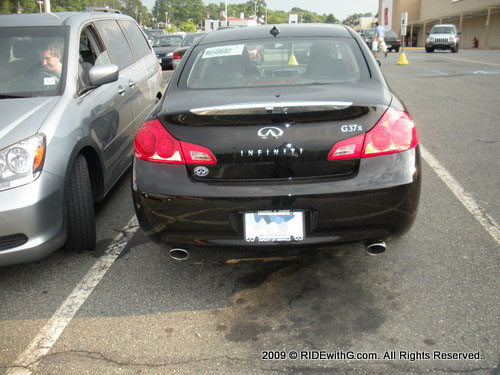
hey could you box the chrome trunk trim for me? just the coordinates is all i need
[190,101,353,115]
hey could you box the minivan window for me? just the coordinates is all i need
[95,20,134,70]
[181,38,363,89]
[0,26,68,97]
[120,20,151,61]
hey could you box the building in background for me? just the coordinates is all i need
[352,16,378,32]
[204,15,258,32]
[379,0,500,48]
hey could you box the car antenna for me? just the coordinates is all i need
[270,26,280,37]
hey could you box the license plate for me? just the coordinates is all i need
[387,44,392,48]
[244,210,305,242]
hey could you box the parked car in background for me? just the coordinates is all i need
[172,32,206,69]
[426,24,460,53]
[132,24,421,260]
[361,28,374,46]
[144,28,167,44]
[246,44,264,63]
[384,30,401,52]
[0,10,162,266]
[152,34,185,69]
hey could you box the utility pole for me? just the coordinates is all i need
[225,0,228,26]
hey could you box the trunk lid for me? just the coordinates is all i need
[159,83,392,181]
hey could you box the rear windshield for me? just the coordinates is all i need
[146,30,165,38]
[431,26,454,34]
[181,33,205,47]
[180,37,364,89]
[385,31,397,38]
[153,35,183,47]
[0,26,68,97]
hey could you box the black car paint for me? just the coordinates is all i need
[133,148,421,249]
[154,45,178,69]
[133,24,420,251]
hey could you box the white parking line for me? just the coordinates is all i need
[421,145,500,244]
[6,216,139,375]
[439,55,500,67]
[414,65,448,75]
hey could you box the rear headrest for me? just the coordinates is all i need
[12,39,34,60]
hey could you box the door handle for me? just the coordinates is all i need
[128,79,135,88]
[118,86,125,95]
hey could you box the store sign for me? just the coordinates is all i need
[381,0,393,31]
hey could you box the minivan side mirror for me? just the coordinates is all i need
[88,64,119,87]
[457,32,461,35]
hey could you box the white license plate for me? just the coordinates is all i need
[386,44,392,48]
[244,210,305,243]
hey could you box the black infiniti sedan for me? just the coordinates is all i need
[132,24,421,258]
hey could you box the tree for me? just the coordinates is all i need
[266,9,287,24]
[325,14,338,24]
[153,0,205,27]
[0,0,12,13]
[179,20,196,32]
[343,12,373,26]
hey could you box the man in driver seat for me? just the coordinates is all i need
[39,40,63,84]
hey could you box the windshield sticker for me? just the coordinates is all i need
[44,77,57,86]
[202,44,245,59]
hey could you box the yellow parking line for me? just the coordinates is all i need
[226,256,301,264]
[438,55,500,67]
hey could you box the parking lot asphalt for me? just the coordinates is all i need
[1,50,499,375]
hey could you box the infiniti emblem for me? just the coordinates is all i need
[258,126,284,139]
[193,166,209,177]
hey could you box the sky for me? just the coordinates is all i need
[143,0,379,22]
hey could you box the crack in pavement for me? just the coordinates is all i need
[3,350,248,372]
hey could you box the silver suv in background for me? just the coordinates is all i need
[0,10,162,266]
[426,24,460,53]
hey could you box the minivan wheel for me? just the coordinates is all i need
[65,154,96,251]
[451,45,458,53]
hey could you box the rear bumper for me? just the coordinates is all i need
[159,56,173,69]
[133,148,421,249]
[386,42,400,49]
[0,172,66,266]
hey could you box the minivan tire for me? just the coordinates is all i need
[451,45,458,53]
[65,154,96,251]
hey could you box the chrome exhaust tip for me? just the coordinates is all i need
[169,248,189,261]
[366,241,386,256]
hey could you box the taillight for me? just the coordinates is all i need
[362,108,417,157]
[327,108,417,161]
[134,119,217,165]
[173,51,182,60]
[328,134,364,160]
[396,39,401,43]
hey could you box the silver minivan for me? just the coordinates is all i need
[0,10,162,266]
